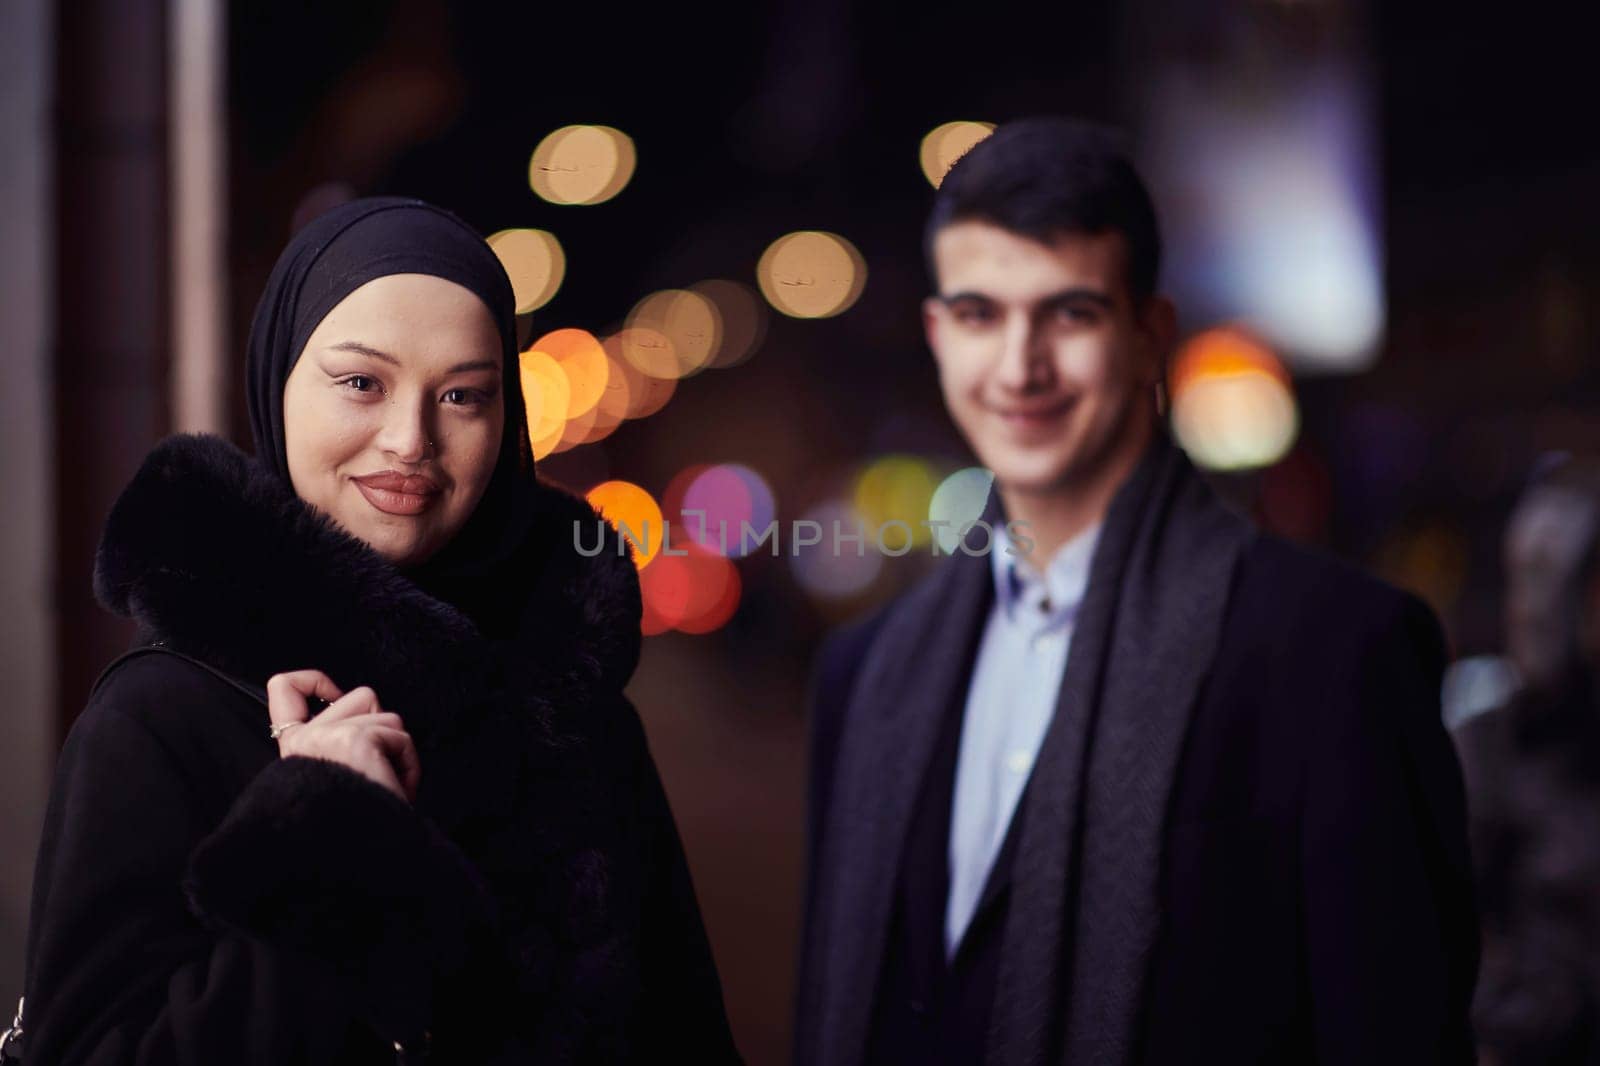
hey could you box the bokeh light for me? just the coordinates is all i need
[789,499,884,600]
[585,480,664,569]
[756,231,867,319]
[575,350,630,446]
[637,542,742,635]
[602,332,677,416]
[919,121,995,188]
[554,397,599,454]
[692,279,769,370]
[928,467,997,554]
[518,349,571,460]
[527,125,637,206]
[680,464,777,558]
[854,455,941,549]
[1169,326,1299,471]
[487,228,565,313]
[529,328,608,419]
[676,544,742,634]
[662,463,711,526]
[626,289,722,378]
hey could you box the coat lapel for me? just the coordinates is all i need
[810,521,996,1066]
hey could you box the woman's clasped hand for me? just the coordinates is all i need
[266,670,421,804]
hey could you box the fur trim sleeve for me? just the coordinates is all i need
[182,755,506,1042]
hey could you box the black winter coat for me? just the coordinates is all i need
[22,434,740,1064]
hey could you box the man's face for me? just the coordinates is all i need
[924,221,1170,496]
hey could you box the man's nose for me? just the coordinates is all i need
[993,315,1047,390]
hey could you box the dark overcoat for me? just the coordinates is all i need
[797,442,1479,1065]
[22,434,740,1064]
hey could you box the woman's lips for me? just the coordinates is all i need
[353,476,440,516]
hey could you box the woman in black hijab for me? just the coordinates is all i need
[19,198,739,1064]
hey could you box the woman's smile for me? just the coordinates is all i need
[352,473,441,516]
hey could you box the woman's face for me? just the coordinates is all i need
[283,273,505,569]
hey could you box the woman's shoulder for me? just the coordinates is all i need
[74,647,269,781]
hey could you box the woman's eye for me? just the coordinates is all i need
[339,375,379,393]
[443,387,488,406]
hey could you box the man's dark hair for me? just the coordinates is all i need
[925,116,1163,303]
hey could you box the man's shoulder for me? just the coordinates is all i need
[814,558,965,690]
[1229,531,1435,644]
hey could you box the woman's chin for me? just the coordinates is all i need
[346,519,433,567]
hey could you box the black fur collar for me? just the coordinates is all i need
[92,432,643,752]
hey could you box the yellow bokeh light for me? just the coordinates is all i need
[518,349,571,460]
[586,480,664,569]
[692,279,768,370]
[756,230,867,319]
[487,228,565,313]
[919,121,995,188]
[528,125,637,206]
[529,328,608,419]
[625,289,722,378]
[853,455,941,548]
[1170,326,1298,471]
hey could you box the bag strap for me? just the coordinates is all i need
[89,642,269,709]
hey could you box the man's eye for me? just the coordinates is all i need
[954,305,995,325]
[1055,306,1097,325]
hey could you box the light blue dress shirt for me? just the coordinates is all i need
[944,520,1101,959]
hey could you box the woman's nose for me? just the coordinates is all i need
[377,401,434,464]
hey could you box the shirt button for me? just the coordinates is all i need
[1005,749,1032,775]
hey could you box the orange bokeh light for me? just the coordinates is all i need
[530,328,608,419]
[585,480,664,569]
[1169,325,1291,397]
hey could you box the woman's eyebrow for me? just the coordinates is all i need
[327,339,500,375]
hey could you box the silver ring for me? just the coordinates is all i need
[268,721,302,740]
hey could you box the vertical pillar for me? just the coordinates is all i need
[54,0,171,737]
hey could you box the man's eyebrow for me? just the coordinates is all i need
[1038,288,1115,309]
[326,340,500,375]
[936,287,1115,308]
[936,290,996,305]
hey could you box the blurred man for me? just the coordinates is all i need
[1456,459,1600,1065]
[795,117,1478,1065]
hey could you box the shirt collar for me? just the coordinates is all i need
[990,520,1102,624]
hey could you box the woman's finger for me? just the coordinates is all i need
[368,726,421,804]
[316,685,385,722]
[265,669,344,729]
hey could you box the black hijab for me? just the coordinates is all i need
[244,196,540,630]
